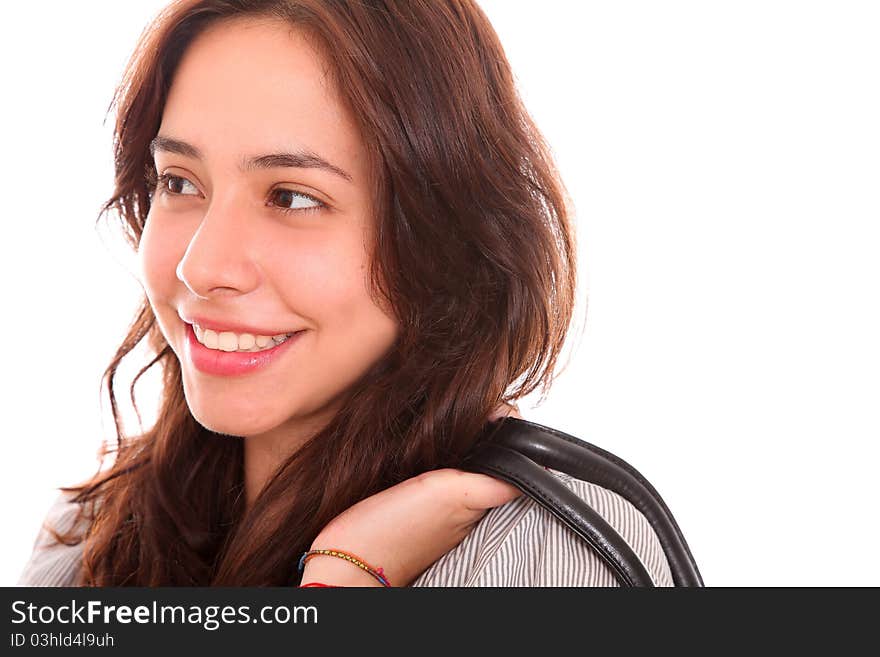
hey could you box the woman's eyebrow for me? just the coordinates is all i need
[148,135,353,182]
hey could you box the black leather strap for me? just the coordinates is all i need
[464,442,656,586]
[461,417,704,587]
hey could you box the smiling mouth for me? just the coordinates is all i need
[191,323,305,353]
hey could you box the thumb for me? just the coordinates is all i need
[460,472,523,511]
[487,401,522,422]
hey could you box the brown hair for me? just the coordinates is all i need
[54,0,577,585]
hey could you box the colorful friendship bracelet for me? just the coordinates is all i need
[297,548,392,587]
[299,582,340,588]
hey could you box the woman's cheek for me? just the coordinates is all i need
[139,214,187,292]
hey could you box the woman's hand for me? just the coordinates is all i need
[487,400,522,422]
[301,402,524,587]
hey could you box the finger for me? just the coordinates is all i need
[487,401,522,422]
[458,472,524,510]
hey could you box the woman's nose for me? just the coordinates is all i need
[175,199,261,299]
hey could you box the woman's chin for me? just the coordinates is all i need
[185,399,286,439]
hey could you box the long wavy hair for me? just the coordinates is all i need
[51,0,578,586]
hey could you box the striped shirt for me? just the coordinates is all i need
[17,468,673,587]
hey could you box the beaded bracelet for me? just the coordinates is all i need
[299,582,340,588]
[298,548,392,587]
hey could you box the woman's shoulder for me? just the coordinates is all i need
[17,490,89,587]
[410,466,675,587]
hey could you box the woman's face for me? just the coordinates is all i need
[139,18,399,446]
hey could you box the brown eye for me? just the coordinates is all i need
[157,173,199,196]
[270,188,326,214]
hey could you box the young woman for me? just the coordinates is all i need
[18,0,673,587]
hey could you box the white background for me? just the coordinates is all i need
[2,1,878,586]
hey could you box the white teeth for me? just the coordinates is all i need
[193,324,295,353]
[218,332,238,352]
[203,328,219,350]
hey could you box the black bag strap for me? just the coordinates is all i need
[460,417,704,587]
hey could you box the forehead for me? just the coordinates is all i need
[158,17,364,175]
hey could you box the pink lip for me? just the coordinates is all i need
[184,323,305,376]
[180,313,303,337]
